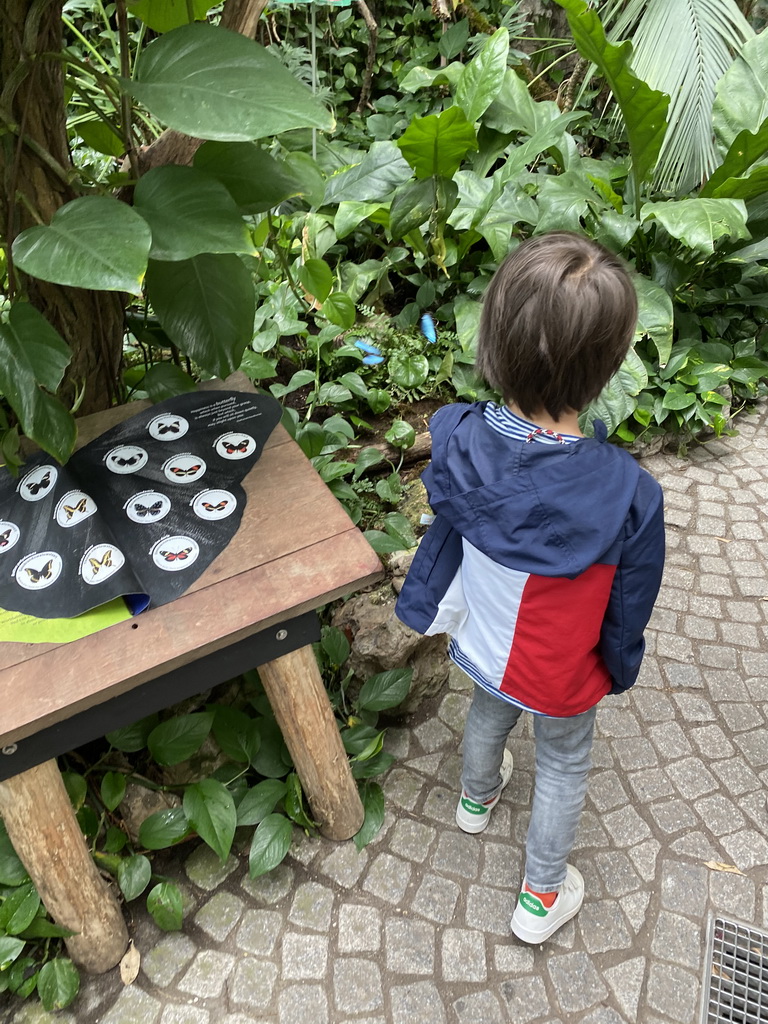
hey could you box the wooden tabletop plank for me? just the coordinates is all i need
[0,525,382,745]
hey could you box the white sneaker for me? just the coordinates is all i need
[455,748,514,834]
[510,863,584,943]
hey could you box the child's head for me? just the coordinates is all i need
[476,231,638,421]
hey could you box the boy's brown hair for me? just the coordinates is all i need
[476,231,638,421]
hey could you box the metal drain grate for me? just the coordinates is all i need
[702,915,768,1023]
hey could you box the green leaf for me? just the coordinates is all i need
[334,201,383,239]
[0,828,28,886]
[661,383,698,410]
[702,116,768,197]
[713,29,768,153]
[484,67,562,136]
[367,389,390,415]
[146,882,183,931]
[126,23,333,141]
[134,166,254,261]
[399,62,464,93]
[106,714,159,752]
[389,178,434,240]
[454,28,509,123]
[18,919,75,939]
[350,751,395,779]
[439,18,470,60]
[353,782,384,851]
[382,512,417,548]
[357,668,412,712]
[299,259,333,304]
[240,351,277,381]
[145,254,255,379]
[36,959,79,1013]
[251,717,292,779]
[581,371,639,436]
[640,198,749,253]
[100,772,126,812]
[352,446,384,480]
[183,779,237,862]
[0,883,39,936]
[363,529,406,554]
[236,779,288,826]
[139,807,190,850]
[323,293,356,330]
[323,141,412,204]
[249,813,293,878]
[384,419,416,449]
[142,362,198,402]
[321,625,351,667]
[128,0,212,32]
[397,107,478,180]
[147,712,214,766]
[212,706,261,764]
[0,304,76,463]
[12,196,151,295]
[702,165,768,203]
[117,854,152,901]
[283,772,315,829]
[0,937,25,971]
[634,275,674,366]
[270,369,315,400]
[194,142,306,214]
[75,117,124,157]
[553,0,669,193]
[61,771,87,810]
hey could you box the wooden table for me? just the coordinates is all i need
[0,376,383,973]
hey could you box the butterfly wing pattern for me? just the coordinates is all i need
[0,391,282,618]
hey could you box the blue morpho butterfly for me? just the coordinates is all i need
[420,312,437,343]
[353,338,384,365]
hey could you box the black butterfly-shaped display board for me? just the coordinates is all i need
[0,391,282,619]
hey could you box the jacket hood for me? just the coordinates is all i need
[423,403,642,578]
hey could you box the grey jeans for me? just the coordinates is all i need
[461,683,596,893]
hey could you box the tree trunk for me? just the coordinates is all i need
[0,0,124,414]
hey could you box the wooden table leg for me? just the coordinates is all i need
[0,759,128,974]
[258,644,364,841]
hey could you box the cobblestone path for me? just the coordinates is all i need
[4,404,768,1024]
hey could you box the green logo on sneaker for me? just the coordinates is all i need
[460,796,486,815]
[519,892,548,917]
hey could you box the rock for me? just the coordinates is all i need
[119,783,181,845]
[332,578,450,716]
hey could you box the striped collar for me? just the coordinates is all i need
[483,402,582,445]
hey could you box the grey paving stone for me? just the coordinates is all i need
[588,770,630,812]
[177,950,234,999]
[612,737,658,770]
[596,708,641,737]
[578,900,633,952]
[481,841,521,888]
[648,721,692,759]
[602,805,652,847]
[500,976,551,1023]
[390,981,447,1024]
[711,756,763,795]
[547,952,608,1013]
[699,644,739,669]
[465,884,516,935]
[627,767,675,803]
[604,956,646,1022]
[689,724,735,759]
[660,861,709,918]
[452,992,506,1024]
[278,984,328,1024]
[632,687,676,721]
[441,927,487,982]
[656,632,695,660]
[389,819,436,863]
[11,1007,77,1024]
[404,754,443,776]
[695,793,746,835]
[430,831,481,880]
[385,917,435,974]
[682,614,717,640]
[651,910,703,970]
[362,853,412,903]
[709,870,756,921]
[493,943,535,973]
[99,988,162,1024]
[621,889,652,934]
[317,842,368,887]
[646,963,700,1022]
[229,957,278,1009]
[413,717,453,752]
[337,903,381,952]
[281,931,328,979]
[649,798,699,834]
[437,691,471,732]
[287,830,320,867]
[669,830,722,861]
[184,846,238,890]
[235,908,283,955]
[141,933,197,988]
[385,769,426,810]
[662,661,705,687]
[421,786,455,824]
[193,890,243,942]
[221,1017,272,1024]
[579,1010,630,1024]
[720,829,768,870]
[573,810,611,849]
[332,958,383,1013]
[733,728,768,767]
[412,873,460,924]
[160,1007,209,1024]
[628,838,661,882]
[287,881,334,930]
[594,850,642,897]
[241,862,296,904]
[383,727,411,758]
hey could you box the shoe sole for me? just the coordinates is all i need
[510,894,583,943]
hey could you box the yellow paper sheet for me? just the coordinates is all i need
[0,598,133,644]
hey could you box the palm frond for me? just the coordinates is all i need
[601,0,753,194]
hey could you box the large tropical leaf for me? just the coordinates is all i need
[125,23,333,141]
[712,28,768,152]
[553,0,669,206]
[701,117,768,198]
[640,197,749,253]
[601,0,753,194]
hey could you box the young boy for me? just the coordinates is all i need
[395,232,665,944]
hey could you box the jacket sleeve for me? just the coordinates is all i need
[600,473,665,694]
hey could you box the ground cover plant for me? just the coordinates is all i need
[2,0,768,1010]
